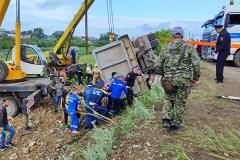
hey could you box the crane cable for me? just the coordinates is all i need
[106,0,115,41]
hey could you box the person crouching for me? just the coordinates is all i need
[108,75,128,116]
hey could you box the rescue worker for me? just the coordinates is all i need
[0,98,16,150]
[109,72,117,85]
[108,75,128,115]
[50,79,64,112]
[214,24,231,83]
[84,85,108,128]
[125,66,141,106]
[70,48,77,65]
[92,64,101,85]
[155,26,200,133]
[66,87,81,134]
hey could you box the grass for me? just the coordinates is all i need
[120,85,165,137]
[78,54,95,65]
[82,128,115,160]
[185,127,240,157]
[162,143,190,160]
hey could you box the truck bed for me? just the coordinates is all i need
[0,78,53,92]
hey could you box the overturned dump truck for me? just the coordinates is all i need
[92,34,159,94]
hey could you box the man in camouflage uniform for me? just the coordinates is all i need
[155,26,200,133]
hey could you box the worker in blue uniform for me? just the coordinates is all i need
[214,24,231,83]
[84,85,109,129]
[67,87,81,134]
[108,74,128,115]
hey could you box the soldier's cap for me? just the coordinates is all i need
[214,24,223,28]
[172,26,184,37]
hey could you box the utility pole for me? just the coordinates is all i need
[85,0,88,55]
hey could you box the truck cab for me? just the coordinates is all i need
[7,44,46,76]
[212,5,240,67]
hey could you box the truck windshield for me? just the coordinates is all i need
[215,11,224,25]
[215,16,224,25]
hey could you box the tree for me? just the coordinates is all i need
[32,28,45,39]
[26,30,33,39]
[155,29,172,54]
[52,31,64,39]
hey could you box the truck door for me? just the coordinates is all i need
[226,13,240,43]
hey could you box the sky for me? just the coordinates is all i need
[1,0,240,39]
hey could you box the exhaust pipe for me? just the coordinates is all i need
[230,0,234,5]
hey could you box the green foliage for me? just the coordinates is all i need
[83,128,115,160]
[186,127,240,156]
[121,85,165,137]
[162,143,190,160]
[67,75,79,85]
[0,35,14,50]
[155,29,172,55]
[32,27,45,39]
[52,31,64,39]
[93,33,110,47]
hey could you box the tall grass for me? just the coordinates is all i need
[121,85,165,137]
[162,143,190,160]
[187,127,240,156]
[82,128,115,160]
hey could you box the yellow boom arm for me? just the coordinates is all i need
[53,0,94,56]
[0,0,11,26]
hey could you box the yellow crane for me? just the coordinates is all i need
[44,0,95,67]
[0,0,26,81]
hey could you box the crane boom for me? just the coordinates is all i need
[0,0,11,26]
[53,0,94,55]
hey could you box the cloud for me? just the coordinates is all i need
[38,0,68,10]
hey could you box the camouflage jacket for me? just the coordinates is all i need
[155,40,200,85]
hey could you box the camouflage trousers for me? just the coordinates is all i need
[162,83,191,125]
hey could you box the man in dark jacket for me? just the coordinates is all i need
[125,66,141,105]
[0,98,16,150]
[214,25,231,83]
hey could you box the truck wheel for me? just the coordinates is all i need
[150,39,160,50]
[233,51,240,67]
[147,33,157,41]
[7,97,20,118]
[0,60,9,82]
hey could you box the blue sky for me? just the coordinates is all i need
[1,0,240,38]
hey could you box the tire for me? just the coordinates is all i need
[0,60,9,82]
[7,97,20,118]
[233,51,240,67]
[150,39,160,50]
[147,33,156,41]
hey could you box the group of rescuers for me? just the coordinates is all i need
[0,24,230,149]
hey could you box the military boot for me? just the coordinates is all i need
[169,123,182,134]
[162,119,170,129]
